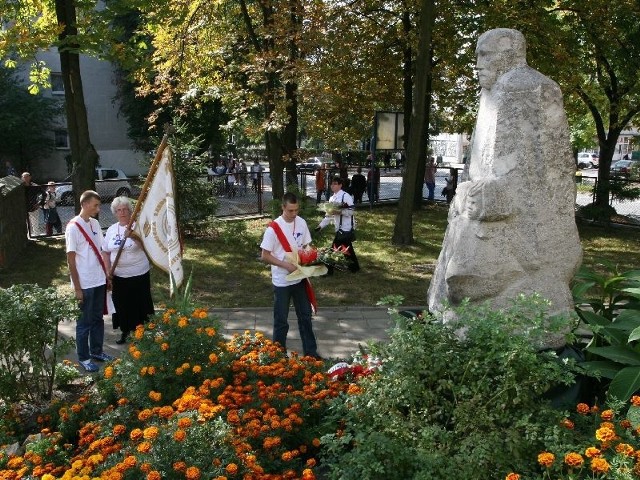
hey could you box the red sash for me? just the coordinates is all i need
[269,221,318,314]
[71,220,108,314]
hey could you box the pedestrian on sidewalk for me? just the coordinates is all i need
[260,192,321,359]
[65,190,114,372]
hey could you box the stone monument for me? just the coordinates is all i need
[427,28,582,326]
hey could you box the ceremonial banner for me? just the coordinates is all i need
[134,145,184,295]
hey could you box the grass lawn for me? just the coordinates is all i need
[1,204,639,308]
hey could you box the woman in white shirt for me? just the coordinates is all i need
[102,196,154,344]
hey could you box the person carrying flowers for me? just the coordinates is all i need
[315,176,360,273]
[260,192,323,359]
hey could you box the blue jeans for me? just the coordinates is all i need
[426,181,435,200]
[273,281,318,356]
[76,284,106,362]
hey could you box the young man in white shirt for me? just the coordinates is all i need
[315,176,360,272]
[65,190,114,372]
[260,193,321,359]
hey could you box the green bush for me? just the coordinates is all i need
[320,296,578,479]
[0,284,75,403]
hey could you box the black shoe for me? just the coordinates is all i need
[115,332,128,345]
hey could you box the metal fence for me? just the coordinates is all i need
[575,174,640,222]
[25,167,639,238]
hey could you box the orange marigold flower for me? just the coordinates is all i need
[312,438,321,448]
[137,441,152,453]
[132,350,142,360]
[631,395,640,407]
[148,366,156,375]
[591,405,600,414]
[147,471,161,480]
[306,458,317,467]
[173,461,187,472]
[138,409,153,421]
[177,417,192,428]
[600,421,615,430]
[178,317,188,328]
[148,390,162,402]
[226,463,239,475]
[576,403,590,415]
[591,457,610,474]
[118,397,129,406]
[538,452,555,468]
[143,426,159,440]
[130,428,143,441]
[564,452,584,467]
[140,366,148,376]
[173,429,186,441]
[561,418,575,429]
[505,474,520,480]
[159,406,174,418]
[192,365,202,374]
[209,353,219,364]
[161,342,169,351]
[186,466,201,479]
[176,367,184,375]
[585,447,601,458]
[595,426,616,442]
[112,424,126,436]
[302,469,316,480]
[601,409,614,421]
[140,463,152,473]
[104,366,114,379]
[616,443,634,456]
[282,451,294,461]
[620,419,632,429]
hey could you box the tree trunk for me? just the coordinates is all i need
[392,0,435,245]
[55,0,99,214]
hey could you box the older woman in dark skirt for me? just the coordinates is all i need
[102,196,154,344]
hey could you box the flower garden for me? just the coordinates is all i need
[0,265,639,479]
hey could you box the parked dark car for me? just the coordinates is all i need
[610,160,639,179]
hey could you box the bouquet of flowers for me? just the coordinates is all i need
[318,201,346,215]
[284,247,328,280]
[317,244,352,270]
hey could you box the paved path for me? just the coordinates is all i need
[58,306,404,366]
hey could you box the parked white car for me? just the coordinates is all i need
[57,168,136,205]
[577,152,599,169]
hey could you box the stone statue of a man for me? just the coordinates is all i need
[427,28,582,322]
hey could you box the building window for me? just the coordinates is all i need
[54,130,70,149]
[51,73,64,95]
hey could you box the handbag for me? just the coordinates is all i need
[335,229,355,244]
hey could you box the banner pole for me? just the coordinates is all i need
[109,132,171,276]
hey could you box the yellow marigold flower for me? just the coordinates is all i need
[147,470,161,480]
[161,342,169,351]
[601,409,614,421]
[104,366,114,379]
[585,447,601,458]
[631,395,640,407]
[591,457,610,474]
[148,390,161,402]
[192,365,202,374]
[595,426,616,442]
[186,466,201,479]
[505,474,520,480]
[616,443,634,456]
[143,426,159,440]
[225,463,238,475]
[41,475,56,480]
[173,429,187,441]
[538,452,555,468]
[137,441,152,453]
[577,403,591,414]
[564,452,584,467]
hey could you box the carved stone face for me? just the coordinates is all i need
[475,30,525,89]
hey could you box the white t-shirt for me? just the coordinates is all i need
[103,222,150,278]
[260,215,312,287]
[319,189,355,231]
[65,216,106,289]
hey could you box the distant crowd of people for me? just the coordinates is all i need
[206,154,263,197]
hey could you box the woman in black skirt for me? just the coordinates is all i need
[103,196,154,344]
